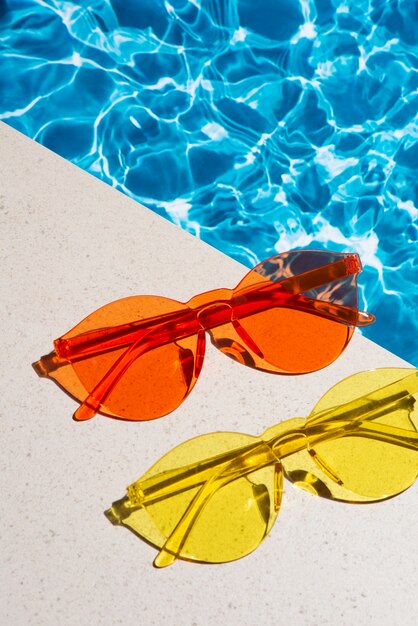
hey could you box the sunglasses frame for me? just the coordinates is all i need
[106,368,418,567]
[34,250,374,422]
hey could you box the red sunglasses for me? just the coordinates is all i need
[34,249,374,422]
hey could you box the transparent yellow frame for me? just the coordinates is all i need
[106,368,418,567]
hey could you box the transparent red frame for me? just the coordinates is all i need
[34,250,375,422]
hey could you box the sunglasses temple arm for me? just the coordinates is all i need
[307,372,418,430]
[127,441,262,506]
[300,298,373,327]
[126,431,302,512]
[132,411,416,517]
[306,417,418,452]
[72,325,202,420]
[235,255,374,328]
[55,255,371,363]
[279,256,360,294]
[349,421,418,450]
[153,476,226,568]
[53,291,369,383]
[54,307,199,361]
[289,256,374,326]
[55,294,367,367]
[72,331,159,420]
[152,444,278,568]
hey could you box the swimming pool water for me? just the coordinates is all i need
[1,0,417,364]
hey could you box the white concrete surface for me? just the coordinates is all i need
[0,121,416,626]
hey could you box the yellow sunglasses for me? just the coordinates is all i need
[106,368,418,567]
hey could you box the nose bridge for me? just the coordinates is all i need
[187,288,233,331]
[262,420,307,459]
[197,301,233,331]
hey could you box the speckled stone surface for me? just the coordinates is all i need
[0,121,416,626]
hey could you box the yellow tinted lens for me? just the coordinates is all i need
[306,369,418,499]
[262,419,375,503]
[107,433,280,564]
[281,447,383,503]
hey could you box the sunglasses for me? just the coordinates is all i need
[105,368,418,567]
[34,249,374,422]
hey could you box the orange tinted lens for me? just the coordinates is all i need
[235,308,352,373]
[59,295,203,421]
[231,251,357,374]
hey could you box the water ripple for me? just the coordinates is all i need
[1,0,417,364]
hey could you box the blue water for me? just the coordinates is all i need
[1,0,417,364]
